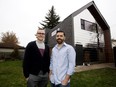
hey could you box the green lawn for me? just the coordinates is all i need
[0,60,116,87]
[0,60,26,87]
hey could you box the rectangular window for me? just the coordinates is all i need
[81,19,97,32]
[81,19,85,29]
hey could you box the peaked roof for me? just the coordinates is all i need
[69,1,110,30]
[0,43,25,49]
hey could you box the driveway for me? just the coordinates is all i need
[75,63,115,72]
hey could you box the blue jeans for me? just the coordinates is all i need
[50,82,70,87]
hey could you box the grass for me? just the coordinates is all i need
[71,68,116,87]
[0,60,116,87]
[0,60,26,87]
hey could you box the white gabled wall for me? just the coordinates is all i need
[73,9,100,47]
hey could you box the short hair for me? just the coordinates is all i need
[38,27,45,30]
[56,30,65,36]
[35,27,45,36]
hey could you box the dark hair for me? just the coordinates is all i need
[56,30,65,36]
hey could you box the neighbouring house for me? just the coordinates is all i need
[112,39,116,66]
[0,43,25,60]
[112,39,116,48]
[47,1,113,65]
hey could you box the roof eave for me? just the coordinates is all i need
[71,1,110,30]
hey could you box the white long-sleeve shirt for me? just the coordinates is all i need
[50,42,76,85]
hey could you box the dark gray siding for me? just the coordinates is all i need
[48,15,74,48]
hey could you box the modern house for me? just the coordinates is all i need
[47,1,113,65]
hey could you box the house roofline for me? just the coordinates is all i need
[70,1,109,30]
[0,43,25,49]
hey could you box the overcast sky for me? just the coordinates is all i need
[0,0,116,47]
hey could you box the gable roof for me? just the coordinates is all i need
[50,1,110,33]
[70,1,110,30]
[0,43,25,49]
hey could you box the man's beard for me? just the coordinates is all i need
[56,39,64,44]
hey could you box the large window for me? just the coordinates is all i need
[81,19,97,32]
[80,19,104,48]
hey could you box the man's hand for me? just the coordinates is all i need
[61,74,70,85]
[49,70,52,80]
[26,78,29,81]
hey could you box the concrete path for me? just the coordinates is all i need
[75,63,116,72]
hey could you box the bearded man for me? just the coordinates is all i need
[49,30,76,87]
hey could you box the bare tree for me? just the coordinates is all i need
[1,31,19,45]
[0,31,20,60]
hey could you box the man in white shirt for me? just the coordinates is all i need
[49,30,76,87]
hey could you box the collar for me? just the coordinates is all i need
[55,42,67,49]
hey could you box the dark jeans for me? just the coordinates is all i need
[50,82,70,87]
[27,73,48,87]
